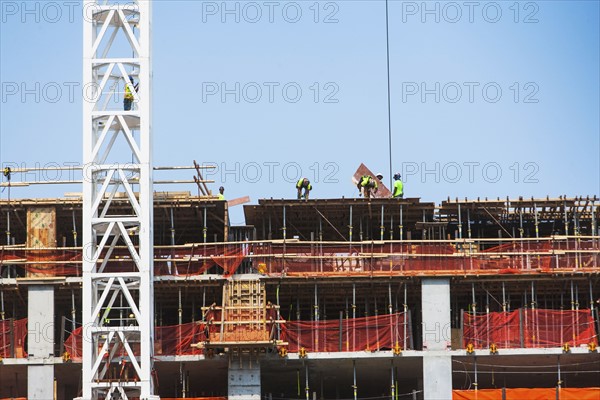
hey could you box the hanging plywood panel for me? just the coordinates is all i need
[26,207,56,277]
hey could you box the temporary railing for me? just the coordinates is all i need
[1,236,598,278]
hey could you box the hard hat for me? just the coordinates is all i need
[376,172,383,179]
[219,186,224,191]
[394,172,401,180]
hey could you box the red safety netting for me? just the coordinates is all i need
[282,312,411,352]
[63,326,83,360]
[2,238,598,277]
[155,322,204,355]
[210,245,247,277]
[0,318,27,358]
[453,387,600,400]
[63,322,206,361]
[463,309,598,349]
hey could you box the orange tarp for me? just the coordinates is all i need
[453,387,600,400]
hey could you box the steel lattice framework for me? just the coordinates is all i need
[80,1,157,399]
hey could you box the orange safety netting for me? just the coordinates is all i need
[210,245,247,277]
[155,322,204,355]
[463,309,598,349]
[0,318,27,358]
[282,312,411,352]
[63,322,206,361]
[63,326,83,360]
[2,238,598,277]
[453,387,600,400]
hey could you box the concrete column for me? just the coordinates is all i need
[421,278,452,400]
[228,356,261,399]
[27,285,55,400]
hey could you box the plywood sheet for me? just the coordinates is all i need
[352,163,392,198]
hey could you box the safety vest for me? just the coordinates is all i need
[125,83,134,100]
[360,176,377,189]
[393,179,403,197]
[297,178,312,190]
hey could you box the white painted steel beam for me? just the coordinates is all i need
[81,1,157,399]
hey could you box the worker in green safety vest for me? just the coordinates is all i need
[218,186,225,200]
[357,175,378,199]
[392,173,404,198]
[296,178,312,200]
[124,75,138,111]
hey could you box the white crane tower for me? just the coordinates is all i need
[80,0,158,398]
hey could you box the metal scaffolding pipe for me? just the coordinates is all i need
[72,210,78,247]
[564,200,569,235]
[592,201,597,237]
[519,208,524,239]
[353,360,357,400]
[283,205,287,240]
[399,204,403,241]
[5,209,10,245]
[403,283,408,350]
[203,207,207,243]
[458,204,463,239]
[467,208,472,239]
[349,205,353,243]
[380,205,385,241]
[534,202,539,239]
[390,360,396,398]
[502,282,506,312]
[305,364,310,400]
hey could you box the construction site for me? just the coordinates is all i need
[1,1,600,400]
[1,190,600,400]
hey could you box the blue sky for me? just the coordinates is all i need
[1,0,599,224]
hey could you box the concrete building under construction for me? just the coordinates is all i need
[1,193,599,399]
[1,1,599,399]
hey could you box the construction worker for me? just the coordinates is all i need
[357,175,378,199]
[124,75,138,111]
[392,173,404,198]
[296,178,312,200]
[3,167,11,182]
[218,186,225,200]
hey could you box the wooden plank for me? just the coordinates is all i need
[227,196,251,207]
